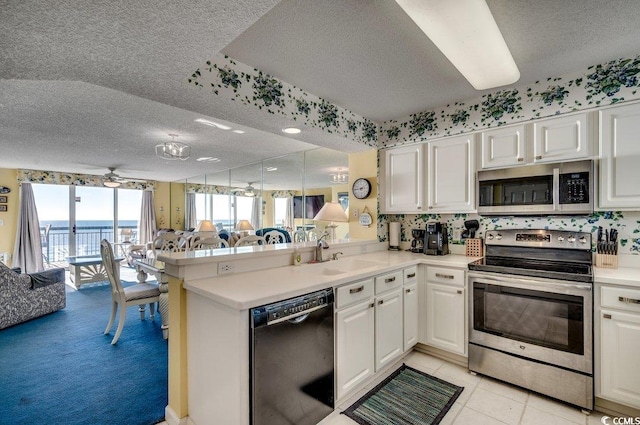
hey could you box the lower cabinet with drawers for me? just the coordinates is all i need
[335,266,417,401]
[597,283,640,410]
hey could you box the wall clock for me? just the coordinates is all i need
[352,178,371,199]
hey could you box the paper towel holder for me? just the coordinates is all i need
[389,221,401,251]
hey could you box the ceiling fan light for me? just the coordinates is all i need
[395,0,520,90]
[103,180,121,188]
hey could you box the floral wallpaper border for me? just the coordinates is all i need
[380,55,640,147]
[17,169,156,190]
[188,54,379,146]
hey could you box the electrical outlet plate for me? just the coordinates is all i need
[218,262,234,275]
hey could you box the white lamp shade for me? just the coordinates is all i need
[236,220,254,231]
[195,220,216,232]
[313,202,348,223]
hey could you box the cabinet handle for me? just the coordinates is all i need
[603,313,612,319]
[406,273,416,278]
[417,205,422,210]
[619,296,640,304]
[369,303,375,309]
[517,157,524,162]
[535,155,542,160]
[435,273,454,279]
[428,206,433,209]
[457,290,463,294]
[385,277,396,283]
[349,286,364,294]
[405,288,411,293]
[378,299,384,305]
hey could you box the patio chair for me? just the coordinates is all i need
[100,239,160,345]
[40,224,51,264]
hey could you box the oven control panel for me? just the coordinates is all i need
[485,229,591,250]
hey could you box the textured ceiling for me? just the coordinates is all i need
[2,0,640,182]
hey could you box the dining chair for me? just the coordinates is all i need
[189,235,229,250]
[263,230,287,244]
[100,239,160,345]
[235,235,265,247]
[151,232,187,259]
[293,228,307,243]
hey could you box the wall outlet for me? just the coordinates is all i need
[218,262,234,275]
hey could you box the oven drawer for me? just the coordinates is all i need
[427,266,464,287]
[336,278,374,310]
[375,271,403,294]
[601,286,640,313]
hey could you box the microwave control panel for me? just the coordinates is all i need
[559,172,589,204]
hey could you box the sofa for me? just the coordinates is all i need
[0,262,66,330]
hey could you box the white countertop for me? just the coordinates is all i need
[594,266,640,287]
[184,251,476,310]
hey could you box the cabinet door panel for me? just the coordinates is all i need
[533,113,589,162]
[600,310,640,408]
[375,289,403,371]
[481,125,526,169]
[427,135,475,213]
[381,145,425,213]
[336,301,375,401]
[599,104,640,209]
[426,282,466,355]
[403,283,418,351]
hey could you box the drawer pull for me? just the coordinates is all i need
[619,296,640,304]
[405,288,411,293]
[406,273,416,278]
[435,273,454,280]
[378,299,384,305]
[369,303,375,309]
[457,290,463,294]
[385,277,396,283]
[517,157,524,162]
[603,313,612,319]
[535,155,542,160]
[349,286,364,294]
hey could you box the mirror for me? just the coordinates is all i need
[230,162,263,233]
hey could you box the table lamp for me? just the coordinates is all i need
[236,220,254,236]
[313,201,348,241]
[194,220,217,237]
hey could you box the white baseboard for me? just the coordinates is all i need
[164,405,193,425]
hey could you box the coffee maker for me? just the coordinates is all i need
[424,222,449,256]
[410,229,425,253]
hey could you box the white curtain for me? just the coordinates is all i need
[251,197,261,231]
[139,190,157,246]
[12,183,44,272]
[284,197,295,231]
[185,192,197,230]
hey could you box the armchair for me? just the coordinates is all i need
[0,262,66,330]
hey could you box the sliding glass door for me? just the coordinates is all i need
[73,186,115,257]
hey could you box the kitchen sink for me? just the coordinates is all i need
[305,258,384,276]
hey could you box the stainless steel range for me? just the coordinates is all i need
[468,229,593,410]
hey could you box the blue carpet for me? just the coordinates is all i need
[0,281,167,425]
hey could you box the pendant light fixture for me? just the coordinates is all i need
[155,134,191,161]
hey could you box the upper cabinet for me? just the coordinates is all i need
[380,144,425,213]
[427,135,476,213]
[532,112,591,163]
[480,113,592,170]
[599,102,640,209]
[480,124,526,169]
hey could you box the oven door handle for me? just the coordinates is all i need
[468,272,592,292]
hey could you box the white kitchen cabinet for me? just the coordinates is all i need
[375,288,403,371]
[598,284,640,409]
[480,124,526,169]
[599,102,640,209]
[335,298,375,401]
[532,112,591,163]
[427,134,476,213]
[403,282,418,352]
[380,144,425,213]
[425,266,466,356]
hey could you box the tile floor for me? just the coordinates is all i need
[155,350,615,425]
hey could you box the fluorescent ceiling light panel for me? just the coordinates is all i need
[195,118,232,130]
[395,0,520,90]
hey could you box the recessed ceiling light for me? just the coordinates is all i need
[395,0,519,90]
[196,157,221,162]
[282,127,301,134]
[195,118,232,130]
[232,130,245,134]
[265,167,278,172]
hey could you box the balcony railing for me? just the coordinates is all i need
[41,225,138,264]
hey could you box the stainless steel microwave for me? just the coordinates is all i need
[477,160,594,216]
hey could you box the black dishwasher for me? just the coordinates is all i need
[250,288,334,425]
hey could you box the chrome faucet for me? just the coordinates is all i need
[315,233,330,263]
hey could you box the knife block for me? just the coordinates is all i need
[595,253,618,269]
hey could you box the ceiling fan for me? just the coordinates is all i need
[234,182,258,197]
[102,167,147,188]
